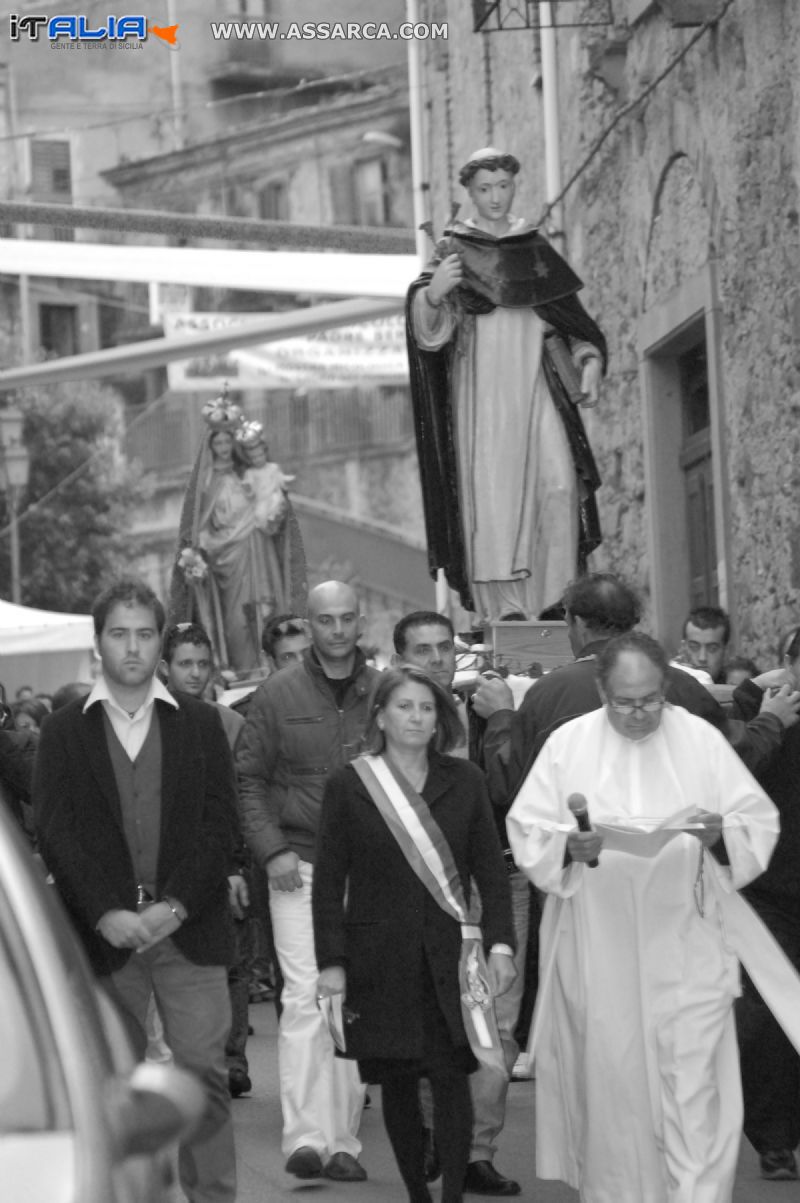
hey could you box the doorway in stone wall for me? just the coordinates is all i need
[678,338,718,608]
[638,267,732,651]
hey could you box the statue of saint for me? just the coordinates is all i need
[169,396,306,673]
[406,147,607,621]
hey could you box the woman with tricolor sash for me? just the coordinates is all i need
[312,664,516,1203]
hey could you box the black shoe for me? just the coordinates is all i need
[323,1152,368,1181]
[464,1160,521,1196]
[228,1068,251,1098]
[285,1146,323,1178]
[423,1126,440,1182]
[760,1149,798,1180]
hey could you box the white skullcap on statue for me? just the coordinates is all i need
[464,145,507,164]
[458,147,520,185]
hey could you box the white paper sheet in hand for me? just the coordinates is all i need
[319,994,347,1052]
[595,807,703,858]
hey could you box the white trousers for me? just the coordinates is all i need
[470,869,531,1162]
[270,859,366,1159]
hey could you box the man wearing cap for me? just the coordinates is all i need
[407,147,606,623]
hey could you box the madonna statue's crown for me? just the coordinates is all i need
[202,387,244,432]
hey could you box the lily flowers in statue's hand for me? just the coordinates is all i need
[177,546,208,584]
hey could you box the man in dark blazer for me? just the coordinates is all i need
[34,578,239,1203]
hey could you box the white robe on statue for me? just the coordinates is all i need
[411,216,596,621]
[507,704,779,1203]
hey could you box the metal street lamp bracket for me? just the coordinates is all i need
[472,0,614,30]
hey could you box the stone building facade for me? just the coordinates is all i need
[105,65,431,656]
[2,6,435,653]
[415,0,800,663]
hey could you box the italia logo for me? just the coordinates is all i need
[8,14,179,46]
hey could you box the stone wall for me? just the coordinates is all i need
[417,0,800,663]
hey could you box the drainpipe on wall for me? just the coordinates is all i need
[406,0,449,613]
[166,0,185,150]
[405,0,429,265]
[539,2,565,255]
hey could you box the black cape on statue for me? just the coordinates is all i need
[405,223,607,614]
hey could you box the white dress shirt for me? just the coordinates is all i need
[83,674,177,761]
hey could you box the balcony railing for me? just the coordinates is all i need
[125,385,415,477]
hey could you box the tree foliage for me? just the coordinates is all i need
[0,380,146,613]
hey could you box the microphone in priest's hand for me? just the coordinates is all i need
[568,793,599,868]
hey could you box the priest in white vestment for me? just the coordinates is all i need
[507,632,779,1203]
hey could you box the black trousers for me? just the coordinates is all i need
[381,1068,472,1203]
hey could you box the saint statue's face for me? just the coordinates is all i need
[467,168,516,228]
[599,650,666,743]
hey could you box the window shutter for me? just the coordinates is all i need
[30,140,72,201]
[328,164,357,225]
[30,139,73,241]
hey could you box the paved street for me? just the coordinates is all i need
[229,1001,798,1203]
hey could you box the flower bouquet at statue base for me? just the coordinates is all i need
[176,546,215,643]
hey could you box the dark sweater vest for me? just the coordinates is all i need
[103,711,162,897]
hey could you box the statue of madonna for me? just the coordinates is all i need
[169,397,307,673]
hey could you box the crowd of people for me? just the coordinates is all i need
[1,572,799,1203]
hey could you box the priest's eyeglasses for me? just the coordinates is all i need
[606,694,665,716]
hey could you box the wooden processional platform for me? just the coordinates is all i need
[484,620,572,677]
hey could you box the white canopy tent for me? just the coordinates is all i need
[0,600,95,697]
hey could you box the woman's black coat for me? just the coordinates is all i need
[312,751,515,1062]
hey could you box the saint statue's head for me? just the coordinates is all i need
[458,146,520,232]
